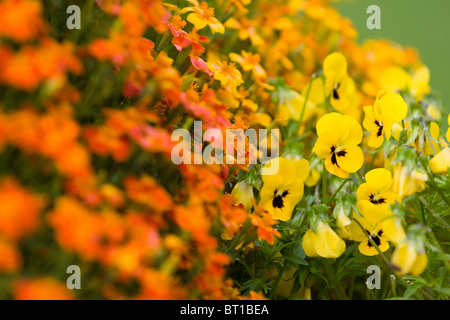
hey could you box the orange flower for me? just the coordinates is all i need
[0,238,22,273]
[0,0,47,42]
[135,268,186,299]
[13,277,74,300]
[0,40,83,91]
[249,212,281,245]
[124,175,173,212]
[0,178,44,241]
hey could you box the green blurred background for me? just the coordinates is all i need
[335,0,450,112]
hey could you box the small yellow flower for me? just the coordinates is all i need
[260,157,309,221]
[363,91,408,148]
[278,91,316,123]
[184,0,225,33]
[336,207,352,239]
[302,220,346,258]
[314,112,364,178]
[231,180,253,211]
[380,66,412,93]
[391,239,428,276]
[323,52,358,112]
[207,61,243,91]
[391,163,428,198]
[429,147,450,174]
[356,168,401,213]
[348,206,406,256]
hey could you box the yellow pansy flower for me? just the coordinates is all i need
[260,157,309,221]
[363,91,408,148]
[391,238,428,276]
[380,66,412,93]
[323,52,347,96]
[323,52,358,112]
[349,206,406,256]
[429,147,450,174]
[391,163,428,198]
[356,168,401,213]
[278,91,316,123]
[314,112,364,178]
[302,220,346,258]
[231,180,254,211]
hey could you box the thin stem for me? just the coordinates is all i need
[326,177,355,205]
[419,196,450,233]
[298,76,314,128]
[421,117,437,156]
[417,156,450,207]
[269,264,285,299]
[322,260,348,300]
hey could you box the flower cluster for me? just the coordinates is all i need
[0,0,448,300]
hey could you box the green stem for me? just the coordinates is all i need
[419,197,450,233]
[325,177,355,205]
[297,76,314,128]
[417,156,450,207]
[322,260,348,300]
[421,117,437,156]
[269,264,285,299]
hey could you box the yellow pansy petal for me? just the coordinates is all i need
[293,159,310,181]
[367,132,384,149]
[341,114,363,146]
[380,66,412,93]
[429,147,450,174]
[305,169,320,187]
[323,52,347,83]
[316,113,350,143]
[356,183,377,204]
[231,181,253,211]
[302,221,346,258]
[379,92,408,124]
[335,144,364,173]
[314,134,337,158]
[363,105,379,133]
[410,253,428,276]
[391,242,417,275]
[365,168,392,192]
[324,156,349,178]
[302,228,319,257]
[380,217,406,244]
[283,180,304,208]
[358,237,389,256]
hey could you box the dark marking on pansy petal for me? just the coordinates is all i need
[374,120,383,137]
[369,193,387,204]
